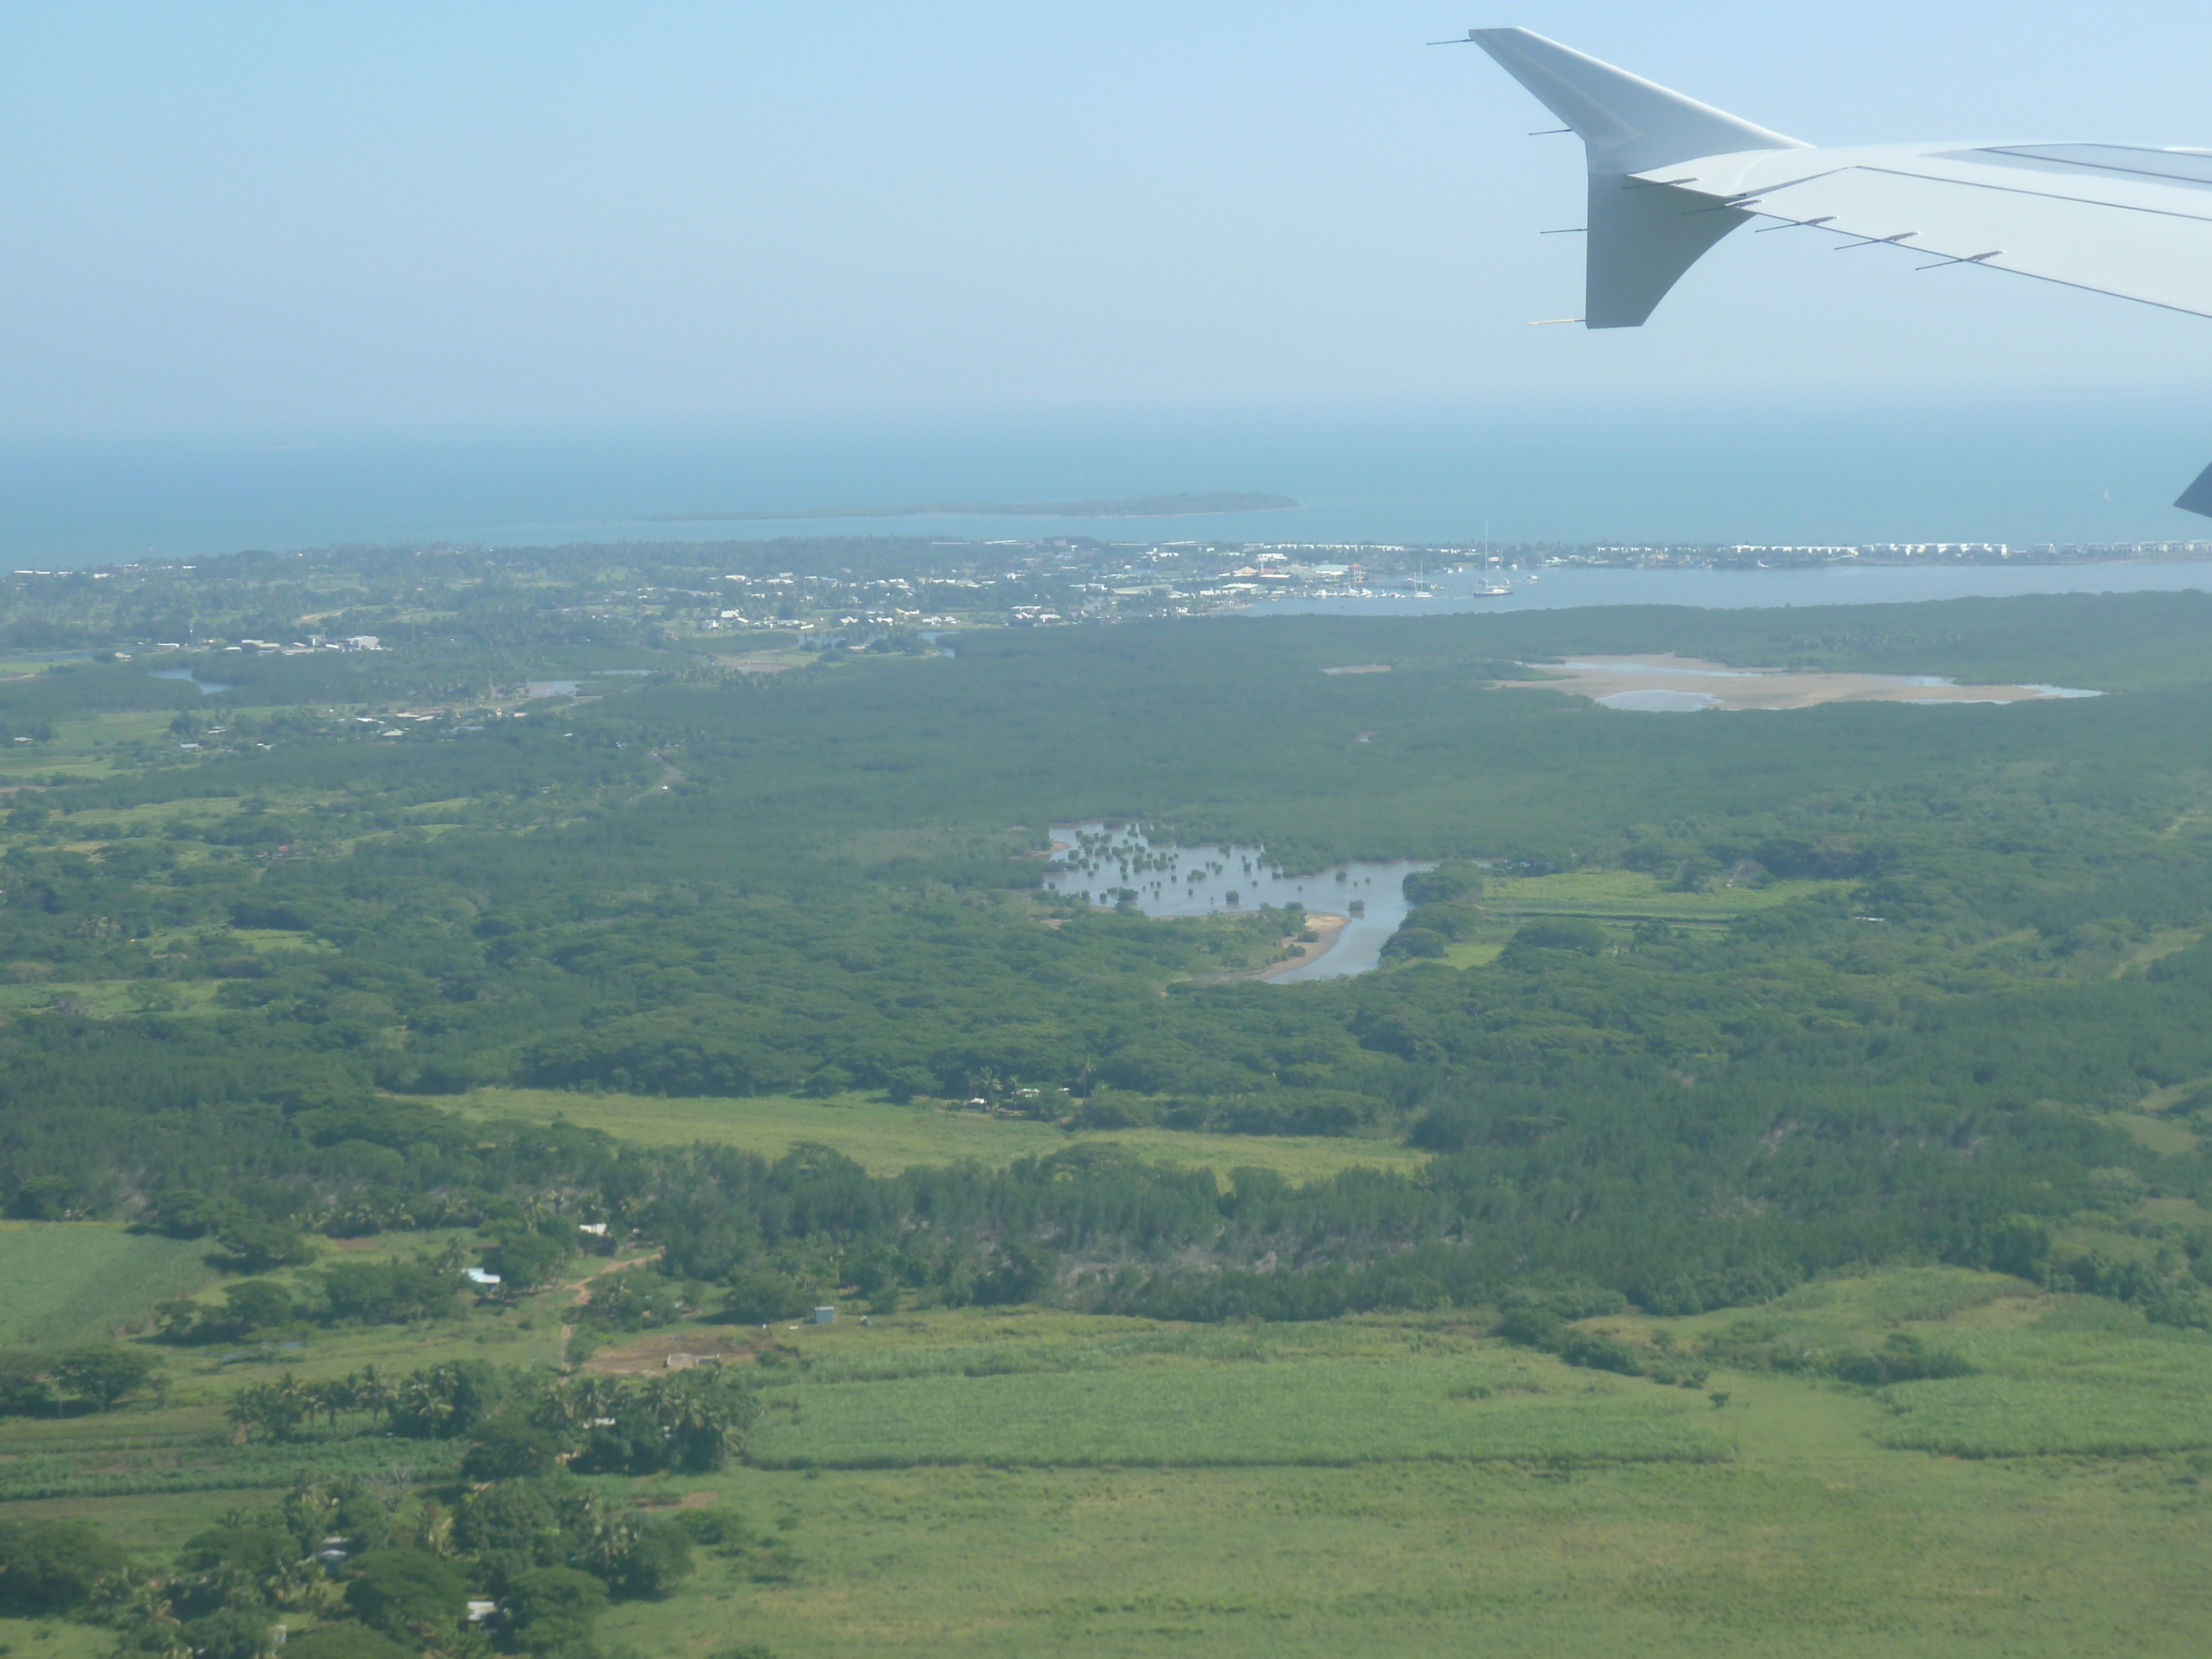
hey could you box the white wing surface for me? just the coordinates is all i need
[1467,27,2212,512]
[1653,142,2212,321]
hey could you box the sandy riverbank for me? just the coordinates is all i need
[1257,910,1349,979]
[1516,654,2098,711]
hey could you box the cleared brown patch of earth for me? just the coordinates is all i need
[580,1330,755,1375]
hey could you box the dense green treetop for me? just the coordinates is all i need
[2,554,2210,1324]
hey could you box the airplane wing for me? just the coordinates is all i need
[1466,27,2212,514]
[1651,141,2212,322]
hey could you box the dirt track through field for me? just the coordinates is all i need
[557,1251,660,1365]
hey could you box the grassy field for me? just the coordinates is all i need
[624,1286,2212,1658]
[0,1618,110,1659]
[748,1348,1723,1469]
[0,1248,571,1504]
[430,1088,1430,1184]
[606,1450,2208,1658]
[1876,1375,2212,1456]
[0,1224,217,1345]
[2,1257,2211,1655]
[1481,868,1846,922]
[1417,868,1840,967]
[0,709,180,782]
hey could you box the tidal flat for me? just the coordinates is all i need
[1519,654,2103,711]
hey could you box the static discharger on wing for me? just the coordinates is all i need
[1451,24,2212,517]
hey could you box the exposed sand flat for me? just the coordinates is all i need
[1256,910,1349,979]
[1515,654,2100,712]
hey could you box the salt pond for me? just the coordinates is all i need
[1529,656,2102,712]
[1046,822,1433,983]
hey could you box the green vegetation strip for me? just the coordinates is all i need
[0,1435,463,1502]
[1876,1375,2212,1457]
[748,1357,1726,1469]
[0,1225,216,1347]
[438,1088,1427,1184]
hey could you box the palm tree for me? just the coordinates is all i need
[347,1365,397,1421]
[227,1376,311,1442]
[308,1380,351,1431]
[547,1374,622,1432]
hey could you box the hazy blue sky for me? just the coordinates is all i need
[8,1,2212,443]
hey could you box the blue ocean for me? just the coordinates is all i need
[6,395,2210,572]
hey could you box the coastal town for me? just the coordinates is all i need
[11,535,2212,662]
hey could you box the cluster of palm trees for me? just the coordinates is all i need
[225,1361,754,1474]
[539,1369,755,1473]
[94,1473,392,1659]
[225,1367,396,1442]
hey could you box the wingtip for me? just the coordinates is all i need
[2176,458,2212,519]
[1467,25,1541,58]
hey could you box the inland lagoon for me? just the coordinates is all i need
[1046,821,1433,981]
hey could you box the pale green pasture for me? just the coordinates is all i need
[430,1087,1429,1185]
[2104,1110,2200,1154]
[0,1491,287,1563]
[220,927,334,954]
[1483,868,1846,921]
[2111,927,2204,977]
[0,1617,111,1659]
[604,1452,2212,1659]
[1665,1270,2212,1459]
[749,1353,1723,1469]
[1877,1375,2212,1456]
[596,1287,2212,1659]
[0,711,181,780]
[0,1224,216,1345]
[1941,1297,2212,1397]
[2137,1072,2212,1113]
[7,1270,2212,1655]
[56,791,340,837]
[1441,940,1506,968]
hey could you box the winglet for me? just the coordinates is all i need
[1470,27,1802,174]
[2177,458,2212,519]
[1469,28,1805,327]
